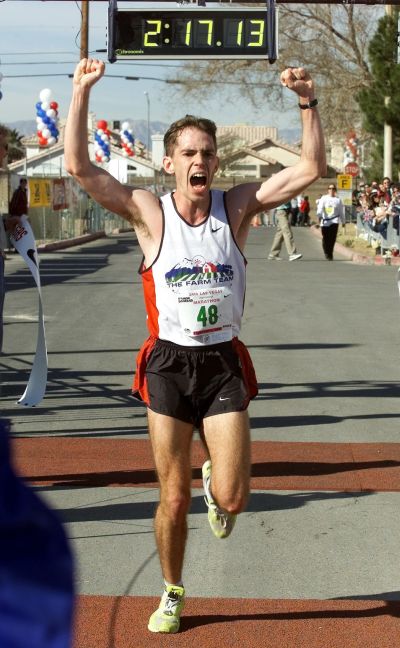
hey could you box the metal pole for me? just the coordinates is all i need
[384,4,393,179]
[384,96,392,179]
[80,0,89,59]
[144,91,150,159]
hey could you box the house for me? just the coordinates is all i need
[215,124,302,178]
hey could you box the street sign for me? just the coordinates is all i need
[337,190,352,207]
[337,174,352,191]
[344,162,360,177]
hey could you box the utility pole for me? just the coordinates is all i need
[384,4,393,179]
[80,0,89,59]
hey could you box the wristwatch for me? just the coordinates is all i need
[299,98,318,110]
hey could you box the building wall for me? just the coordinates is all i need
[0,172,9,214]
[217,125,278,143]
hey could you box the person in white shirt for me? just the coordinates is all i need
[317,184,345,260]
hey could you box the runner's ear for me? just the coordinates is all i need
[163,155,175,175]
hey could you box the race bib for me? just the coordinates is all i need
[325,205,334,216]
[178,286,233,343]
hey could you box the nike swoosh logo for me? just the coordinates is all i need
[27,249,37,267]
[219,396,230,401]
[211,227,222,233]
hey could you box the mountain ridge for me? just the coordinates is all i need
[4,119,301,147]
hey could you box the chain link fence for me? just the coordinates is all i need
[24,176,127,244]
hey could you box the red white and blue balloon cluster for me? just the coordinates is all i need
[95,120,111,164]
[0,72,3,101]
[36,88,59,147]
[120,121,135,157]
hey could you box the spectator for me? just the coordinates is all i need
[317,183,345,260]
[364,183,372,199]
[388,184,400,235]
[382,176,392,204]
[290,196,299,226]
[9,178,28,218]
[268,201,303,261]
[7,178,28,254]
[368,191,388,239]
[298,195,310,226]
[0,420,75,648]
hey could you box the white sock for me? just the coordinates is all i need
[164,579,184,589]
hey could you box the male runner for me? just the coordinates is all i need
[64,59,326,634]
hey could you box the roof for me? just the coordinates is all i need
[8,122,159,174]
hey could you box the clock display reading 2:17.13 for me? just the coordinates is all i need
[114,9,269,60]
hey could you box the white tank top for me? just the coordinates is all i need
[140,190,246,346]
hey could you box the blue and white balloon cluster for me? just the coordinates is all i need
[94,120,111,164]
[120,121,135,157]
[36,88,59,147]
[0,72,3,101]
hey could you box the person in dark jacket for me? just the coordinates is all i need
[9,178,28,218]
[7,178,28,254]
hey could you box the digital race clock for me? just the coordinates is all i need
[108,5,278,61]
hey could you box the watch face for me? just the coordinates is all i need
[109,7,277,60]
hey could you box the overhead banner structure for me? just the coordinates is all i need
[9,216,48,407]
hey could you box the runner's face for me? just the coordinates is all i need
[163,127,219,200]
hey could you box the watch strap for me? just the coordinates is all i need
[299,98,318,110]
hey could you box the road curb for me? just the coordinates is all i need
[37,231,106,252]
[310,225,400,266]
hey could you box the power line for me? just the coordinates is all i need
[2,72,263,86]
[0,60,185,68]
[0,52,78,56]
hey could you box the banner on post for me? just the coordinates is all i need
[28,179,51,208]
[52,178,68,211]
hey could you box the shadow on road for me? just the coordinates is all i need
[4,236,139,293]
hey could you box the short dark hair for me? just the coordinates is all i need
[164,115,217,156]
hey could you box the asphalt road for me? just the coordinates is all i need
[2,226,400,647]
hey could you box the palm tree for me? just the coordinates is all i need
[0,124,25,164]
[7,128,25,164]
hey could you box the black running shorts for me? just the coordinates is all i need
[135,337,257,427]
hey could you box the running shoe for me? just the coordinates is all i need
[148,584,185,634]
[202,460,236,539]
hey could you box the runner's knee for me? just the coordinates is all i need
[213,484,249,515]
[159,488,191,521]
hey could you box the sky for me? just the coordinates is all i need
[0,0,303,133]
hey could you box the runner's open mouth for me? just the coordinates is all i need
[190,173,207,188]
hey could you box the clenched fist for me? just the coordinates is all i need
[280,67,315,101]
[72,58,105,89]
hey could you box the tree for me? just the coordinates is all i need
[0,124,25,164]
[7,128,25,164]
[167,4,382,139]
[356,12,400,181]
